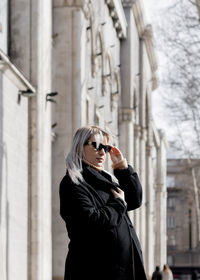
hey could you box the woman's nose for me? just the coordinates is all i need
[98,148,105,155]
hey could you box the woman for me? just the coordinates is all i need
[161,265,173,280]
[59,126,147,280]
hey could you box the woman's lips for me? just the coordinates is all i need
[96,158,104,162]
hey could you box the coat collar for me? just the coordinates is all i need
[82,162,118,192]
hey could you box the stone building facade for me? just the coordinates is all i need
[52,0,167,279]
[167,159,200,269]
[0,0,167,280]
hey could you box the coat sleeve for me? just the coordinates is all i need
[113,165,143,211]
[59,176,127,231]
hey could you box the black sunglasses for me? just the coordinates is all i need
[85,141,112,153]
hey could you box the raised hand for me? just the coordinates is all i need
[109,146,123,164]
[109,146,128,169]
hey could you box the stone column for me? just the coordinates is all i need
[119,108,134,164]
[119,108,135,224]
[119,6,134,224]
[120,2,135,165]
[155,130,167,267]
[145,143,155,277]
[120,0,139,236]
[29,1,53,279]
[71,6,86,133]
[133,124,141,236]
[52,1,86,279]
[10,0,53,279]
[139,127,146,255]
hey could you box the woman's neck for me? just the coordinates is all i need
[83,159,103,171]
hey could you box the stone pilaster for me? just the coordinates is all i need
[53,0,87,7]
[155,130,167,267]
[145,143,155,277]
[119,107,135,229]
[138,127,147,256]
[119,108,134,165]
[120,5,134,109]
[52,3,86,278]
[133,124,141,237]
[71,8,86,132]
[28,0,53,279]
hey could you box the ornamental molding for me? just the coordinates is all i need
[53,0,88,7]
[146,144,153,157]
[134,124,141,138]
[140,127,147,141]
[122,0,136,8]
[53,0,127,39]
[105,0,127,39]
[119,107,134,123]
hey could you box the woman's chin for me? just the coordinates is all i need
[95,161,104,168]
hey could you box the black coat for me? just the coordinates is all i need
[59,163,147,280]
[151,271,162,280]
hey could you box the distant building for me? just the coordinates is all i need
[167,159,200,277]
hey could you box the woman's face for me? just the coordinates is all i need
[83,135,108,168]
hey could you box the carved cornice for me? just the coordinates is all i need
[53,0,87,7]
[122,0,136,8]
[105,0,127,39]
[53,0,127,39]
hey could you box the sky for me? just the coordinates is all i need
[145,0,200,159]
[142,0,177,143]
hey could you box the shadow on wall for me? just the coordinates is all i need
[0,72,9,279]
[0,72,3,227]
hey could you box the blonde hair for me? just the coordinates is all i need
[66,126,111,184]
[163,264,171,271]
